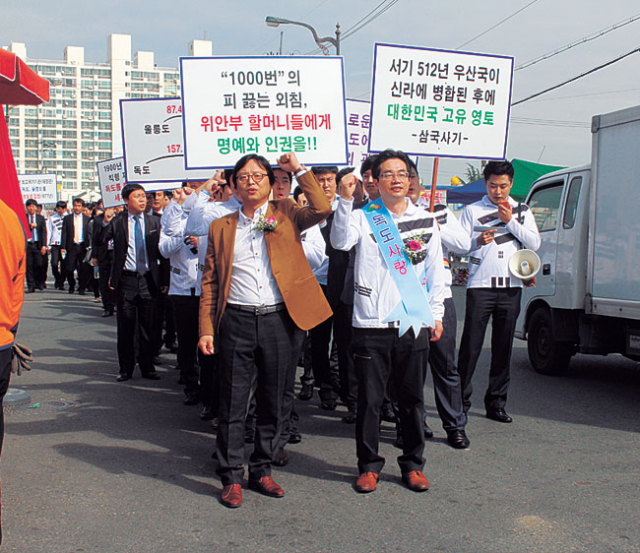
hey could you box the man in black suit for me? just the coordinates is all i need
[92,207,116,317]
[24,199,47,293]
[61,197,91,295]
[104,184,166,381]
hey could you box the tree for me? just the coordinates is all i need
[465,163,483,183]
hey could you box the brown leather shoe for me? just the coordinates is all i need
[355,472,379,493]
[220,484,243,508]
[402,470,430,492]
[248,476,285,498]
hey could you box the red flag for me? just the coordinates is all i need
[0,109,30,238]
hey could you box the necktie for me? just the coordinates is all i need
[74,215,82,243]
[134,216,147,275]
[31,215,37,242]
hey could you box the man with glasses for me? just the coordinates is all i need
[199,152,332,508]
[332,149,445,494]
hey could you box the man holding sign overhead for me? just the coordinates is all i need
[331,149,445,494]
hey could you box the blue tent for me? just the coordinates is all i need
[446,178,485,204]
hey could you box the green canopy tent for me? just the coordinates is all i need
[510,158,564,201]
[447,158,564,204]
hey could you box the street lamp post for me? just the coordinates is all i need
[265,16,341,55]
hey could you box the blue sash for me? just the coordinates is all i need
[363,201,434,337]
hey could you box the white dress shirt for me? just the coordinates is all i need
[124,212,146,272]
[417,199,472,299]
[460,195,541,289]
[163,194,241,295]
[227,202,284,307]
[331,196,446,328]
[300,223,327,273]
[73,213,83,243]
[159,211,199,296]
[47,212,64,246]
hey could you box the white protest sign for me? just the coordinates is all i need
[120,97,214,184]
[345,99,372,169]
[96,157,126,208]
[370,44,513,160]
[18,173,58,204]
[180,56,348,169]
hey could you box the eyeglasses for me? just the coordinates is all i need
[379,170,410,181]
[236,172,268,185]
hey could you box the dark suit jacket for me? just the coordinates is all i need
[61,213,90,250]
[199,171,333,337]
[92,213,113,266]
[26,213,47,249]
[104,210,167,293]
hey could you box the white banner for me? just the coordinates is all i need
[370,44,513,160]
[96,157,126,208]
[345,99,372,170]
[120,97,214,184]
[180,56,349,169]
[18,173,58,204]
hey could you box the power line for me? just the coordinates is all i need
[526,86,640,103]
[511,117,589,128]
[516,13,640,71]
[304,0,401,54]
[512,47,640,106]
[456,0,539,50]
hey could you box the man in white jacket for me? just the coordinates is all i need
[331,149,445,495]
[458,160,541,424]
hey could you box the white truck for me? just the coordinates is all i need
[515,104,640,374]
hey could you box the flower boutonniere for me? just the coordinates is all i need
[253,215,278,233]
[403,232,427,263]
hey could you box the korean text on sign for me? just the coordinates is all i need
[180,56,348,169]
[369,43,513,160]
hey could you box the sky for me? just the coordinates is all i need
[3,0,640,184]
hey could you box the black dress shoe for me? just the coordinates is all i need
[26,288,36,294]
[68,288,75,294]
[78,289,86,296]
[298,384,313,401]
[273,447,289,467]
[142,372,161,380]
[380,405,396,423]
[447,429,470,449]
[424,422,434,439]
[288,430,302,444]
[486,408,513,423]
[342,411,357,424]
[183,392,199,406]
[101,310,114,317]
[199,406,215,421]
[117,374,131,382]
[320,398,337,411]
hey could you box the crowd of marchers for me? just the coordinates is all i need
[23,150,540,508]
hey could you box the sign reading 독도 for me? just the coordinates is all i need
[369,43,514,160]
[96,157,126,208]
[180,56,349,169]
[120,97,214,184]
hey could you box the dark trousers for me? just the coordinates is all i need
[458,287,522,415]
[199,350,220,414]
[170,294,200,394]
[0,347,12,457]
[65,244,90,292]
[334,301,357,411]
[115,273,156,376]
[353,327,429,475]
[277,330,306,451]
[309,286,339,401]
[427,297,465,432]
[299,333,314,387]
[215,307,302,485]
[25,242,45,290]
[50,245,65,289]
[38,251,49,288]
[98,259,115,312]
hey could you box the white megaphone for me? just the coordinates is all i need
[508,249,541,282]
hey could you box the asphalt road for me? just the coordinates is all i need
[2,285,639,553]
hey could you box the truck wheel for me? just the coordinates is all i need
[527,308,573,375]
